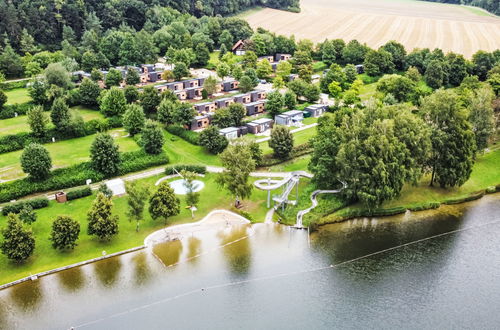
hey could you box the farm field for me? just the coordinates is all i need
[245,0,500,57]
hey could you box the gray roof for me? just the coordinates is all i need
[219,127,239,133]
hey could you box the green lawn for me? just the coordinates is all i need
[313,61,327,73]
[5,88,31,105]
[259,125,317,154]
[266,154,312,172]
[0,173,269,285]
[0,106,103,137]
[0,129,139,181]
[163,131,221,166]
[359,82,378,101]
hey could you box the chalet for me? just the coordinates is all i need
[141,65,155,74]
[275,110,304,126]
[355,64,364,74]
[194,102,216,113]
[245,100,266,116]
[190,113,213,131]
[175,90,187,100]
[215,97,235,109]
[155,84,169,93]
[197,77,206,86]
[246,118,274,134]
[232,40,247,55]
[275,53,292,62]
[219,127,239,140]
[234,93,252,104]
[166,81,184,91]
[250,90,267,102]
[220,80,239,92]
[258,56,275,63]
[185,86,204,99]
[182,79,200,89]
[147,71,163,83]
[304,104,327,118]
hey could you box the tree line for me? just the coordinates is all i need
[421,0,499,15]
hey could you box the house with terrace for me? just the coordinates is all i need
[250,90,267,102]
[246,118,274,134]
[220,79,239,92]
[185,86,204,99]
[304,104,328,118]
[175,90,188,100]
[194,102,216,113]
[189,113,213,131]
[245,100,266,116]
[219,127,240,139]
[215,97,235,109]
[234,93,252,104]
[275,110,304,126]
[275,53,292,62]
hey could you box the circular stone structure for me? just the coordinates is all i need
[168,179,205,195]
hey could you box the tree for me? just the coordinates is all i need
[256,59,273,80]
[173,62,189,81]
[28,79,49,105]
[363,49,395,76]
[125,181,150,231]
[320,63,347,92]
[50,216,80,250]
[273,76,285,89]
[98,183,113,198]
[19,205,37,225]
[181,170,200,210]
[239,75,254,93]
[105,68,123,88]
[199,126,228,154]
[0,214,35,262]
[425,60,444,89]
[342,40,369,64]
[217,143,256,203]
[100,87,127,117]
[123,104,146,136]
[21,143,52,180]
[193,43,210,67]
[216,62,230,80]
[157,99,178,125]
[140,86,161,114]
[228,103,246,127]
[472,50,495,80]
[87,192,119,241]
[212,108,235,128]
[283,91,297,110]
[0,90,7,109]
[175,102,196,127]
[406,66,422,83]
[44,63,71,89]
[125,68,140,85]
[266,91,284,117]
[344,64,358,84]
[161,70,174,81]
[242,51,257,68]
[276,61,293,80]
[376,74,417,103]
[149,181,180,225]
[219,44,228,58]
[124,85,139,103]
[90,68,103,82]
[203,75,218,97]
[79,78,101,107]
[446,52,469,86]
[421,89,476,187]
[304,83,321,103]
[81,51,99,72]
[90,133,121,176]
[50,97,71,132]
[328,81,342,98]
[269,125,294,159]
[380,41,407,71]
[469,86,495,151]
[219,29,233,50]
[0,43,23,77]
[141,120,165,154]
[27,105,48,137]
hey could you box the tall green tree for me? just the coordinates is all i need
[269,125,294,160]
[140,86,161,114]
[123,104,146,136]
[425,60,444,89]
[50,216,80,250]
[1,213,35,262]
[180,170,200,210]
[79,78,101,107]
[149,181,180,225]
[173,62,189,81]
[21,143,52,180]
[105,68,123,88]
[27,105,48,137]
[90,133,121,176]
[199,126,228,154]
[100,87,127,117]
[469,85,495,151]
[266,91,284,118]
[421,89,476,187]
[157,99,178,125]
[141,120,165,154]
[125,181,150,231]
[44,63,72,89]
[125,68,140,85]
[87,192,119,241]
[51,97,71,132]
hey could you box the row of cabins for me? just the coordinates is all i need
[155,78,239,101]
[219,104,329,140]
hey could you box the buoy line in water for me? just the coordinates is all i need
[73,219,500,329]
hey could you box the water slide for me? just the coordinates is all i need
[254,171,314,209]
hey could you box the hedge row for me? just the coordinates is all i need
[407,202,441,212]
[166,125,200,145]
[66,186,93,201]
[0,103,33,119]
[165,164,206,175]
[0,150,169,203]
[260,143,313,167]
[0,116,122,154]
[0,80,27,90]
[443,191,485,205]
[1,197,49,216]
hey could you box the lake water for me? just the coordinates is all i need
[1,194,499,329]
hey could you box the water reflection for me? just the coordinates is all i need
[218,225,252,275]
[94,257,122,288]
[152,239,183,266]
[132,252,151,286]
[58,266,85,292]
[186,237,202,261]
[8,278,43,313]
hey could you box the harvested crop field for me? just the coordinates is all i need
[245,0,500,57]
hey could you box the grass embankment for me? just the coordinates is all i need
[4,88,31,105]
[0,128,138,181]
[0,173,269,285]
[0,106,103,137]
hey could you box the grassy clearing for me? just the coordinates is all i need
[258,125,317,154]
[0,106,103,137]
[4,88,31,105]
[0,173,269,285]
[461,5,496,17]
[359,82,378,101]
[265,154,311,172]
[0,129,139,181]
[313,61,327,72]
[233,6,265,18]
[163,131,221,166]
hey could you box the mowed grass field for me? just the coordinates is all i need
[245,0,500,57]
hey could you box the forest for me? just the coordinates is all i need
[421,0,499,15]
[0,0,299,51]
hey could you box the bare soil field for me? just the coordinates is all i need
[245,0,500,57]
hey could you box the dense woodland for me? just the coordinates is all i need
[422,0,499,15]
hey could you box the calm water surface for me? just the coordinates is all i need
[1,194,499,329]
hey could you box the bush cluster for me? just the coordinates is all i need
[66,186,93,201]
[260,143,313,167]
[165,164,206,175]
[0,103,33,119]
[0,80,27,90]
[166,125,200,145]
[1,197,49,215]
[0,150,169,203]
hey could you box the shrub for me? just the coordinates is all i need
[443,191,485,205]
[20,143,52,180]
[2,197,50,216]
[0,103,33,119]
[0,80,27,90]
[90,133,121,176]
[141,120,164,154]
[166,125,200,145]
[66,186,93,200]
[199,126,228,154]
[50,215,80,250]
[165,164,206,175]
[119,150,169,174]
